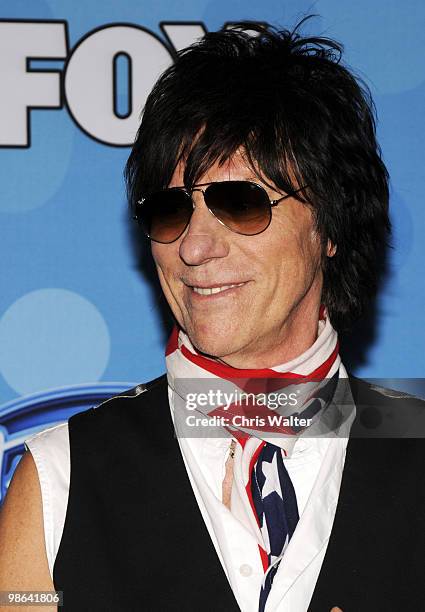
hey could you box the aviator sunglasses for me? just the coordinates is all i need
[134,180,306,244]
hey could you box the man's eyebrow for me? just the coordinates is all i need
[243,175,263,182]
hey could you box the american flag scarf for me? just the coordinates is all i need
[166,310,340,609]
[252,442,299,611]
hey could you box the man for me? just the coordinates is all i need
[1,20,424,612]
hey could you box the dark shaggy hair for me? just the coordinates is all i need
[125,18,391,331]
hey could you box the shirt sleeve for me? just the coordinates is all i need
[24,422,70,580]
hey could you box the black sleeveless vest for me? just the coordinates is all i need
[53,375,425,611]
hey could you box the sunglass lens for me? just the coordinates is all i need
[204,181,271,235]
[138,189,192,243]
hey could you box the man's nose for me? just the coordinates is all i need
[178,193,230,265]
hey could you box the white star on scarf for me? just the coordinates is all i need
[260,451,284,500]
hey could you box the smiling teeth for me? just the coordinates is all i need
[192,283,244,295]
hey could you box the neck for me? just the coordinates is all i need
[209,300,322,370]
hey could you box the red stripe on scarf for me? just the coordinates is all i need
[258,545,269,572]
[179,340,339,388]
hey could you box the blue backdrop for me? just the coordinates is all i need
[0,1,424,499]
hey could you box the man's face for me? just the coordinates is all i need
[151,152,329,368]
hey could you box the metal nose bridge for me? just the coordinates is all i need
[187,187,216,218]
[190,186,208,206]
[184,186,227,229]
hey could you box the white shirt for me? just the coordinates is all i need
[168,376,354,611]
[25,368,355,611]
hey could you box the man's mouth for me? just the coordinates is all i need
[190,282,246,296]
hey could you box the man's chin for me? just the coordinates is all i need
[187,329,240,363]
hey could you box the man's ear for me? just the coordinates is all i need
[326,239,337,257]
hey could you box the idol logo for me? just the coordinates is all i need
[0,20,212,148]
[0,383,133,503]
